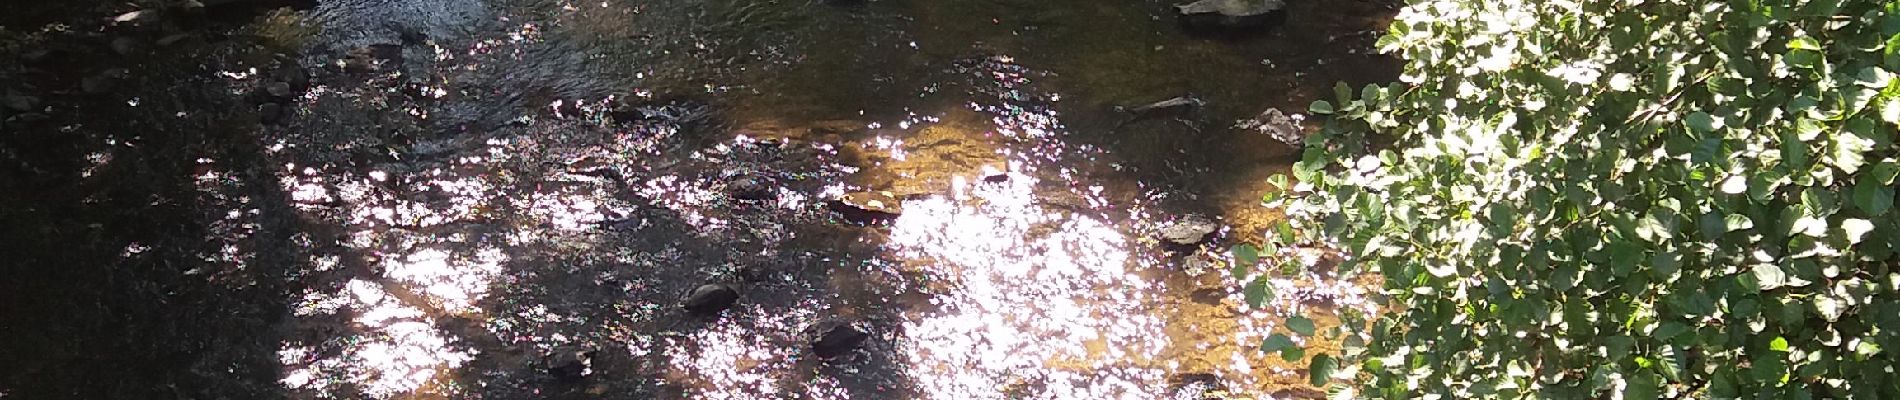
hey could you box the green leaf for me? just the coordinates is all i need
[1853,176,1895,216]
[1655,321,1690,341]
[1873,159,1900,185]
[1843,218,1875,244]
[1726,214,1755,232]
[1788,36,1823,50]
[1771,336,1791,352]
[1281,345,1305,362]
[1624,371,1660,399]
[1830,133,1873,174]
[1310,100,1335,115]
[1781,130,1812,170]
[1286,316,1317,336]
[1755,264,1789,291]
[1881,98,1900,125]
[1245,278,1274,308]
[1657,346,1684,382]
[1232,244,1261,268]
[1310,353,1337,386]
[1261,333,1296,354]
[1686,111,1719,133]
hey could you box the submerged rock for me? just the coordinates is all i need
[828,191,903,223]
[80,69,130,94]
[1119,95,1205,117]
[265,81,295,98]
[1175,0,1288,32]
[258,102,285,124]
[1241,107,1306,145]
[3,94,40,112]
[1168,372,1224,400]
[806,320,869,359]
[109,37,142,56]
[727,176,776,201]
[1158,215,1221,250]
[546,347,596,381]
[682,283,740,315]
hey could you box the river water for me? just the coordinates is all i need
[2,0,1398,398]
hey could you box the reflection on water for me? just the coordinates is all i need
[890,175,1167,399]
[0,0,1398,397]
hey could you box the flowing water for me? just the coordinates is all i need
[2,0,1399,398]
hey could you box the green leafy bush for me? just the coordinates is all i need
[1250,0,1900,397]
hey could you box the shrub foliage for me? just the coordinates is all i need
[1247,0,1900,397]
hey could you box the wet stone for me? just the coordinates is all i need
[258,103,285,124]
[1271,387,1327,399]
[3,94,39,112]
[681,283,740,316]
[80,71,125,94]
[156,34,193,47]
[727,176,775,202]
[546,347,596,381]
[266,81,294,98]
[1175,0,1288,31]
[1240,107,1305,145]
[1158,215,1221,250]
[1189,288,1226,305]
[110,37,142,55]
[807,320,869,359]
[273,65,310,89]
[828,191,903,223]
[1167,372,1223,400]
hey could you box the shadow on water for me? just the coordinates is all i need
[3,0,1399,398]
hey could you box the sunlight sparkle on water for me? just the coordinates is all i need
[888,169,1177,400]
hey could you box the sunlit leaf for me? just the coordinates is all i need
[1842,219,1875,244]
[1287,316,1317,336]
[1852,177,1894,216]
[1756,264,1788,291]
[1282,345,1305,362]
[1788,36,1822,50]
[1261,333,1296,354]
[1245,278,1274,308]
[1232,244,1261,268]
[1310,100,1335,115]
[1310,354,1337,386]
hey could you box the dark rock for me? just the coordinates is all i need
[1157,215,1220,250]
[1119,95,1205,117]
[681,283,740,316]
[1240,107,1305,145]
[156,34,193,47]
[1175,0,1288,32]
[266,81,294,98]
[828,191,903,223]
[273,65,310,90]
[546,347,596,381]
[727,176,775,201]
[1168,372,1222,399]
[3,94,39,112]
[109,37,142,55]
[806,320,868,359]
[1189,288,1226,305]
[981,169,1010,183]
[341,45,403,73]
[19,48,53,63]
[1271,387,1327,400]
[80,69,129,94]
[258,102,285,124]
